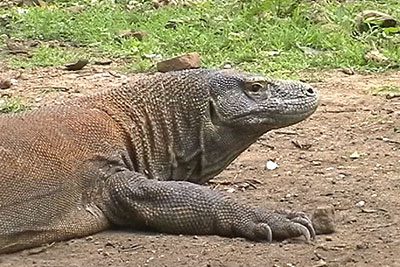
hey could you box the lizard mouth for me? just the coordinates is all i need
[231,101,318,121]
[208,96,319,129]
[226,100,319,130]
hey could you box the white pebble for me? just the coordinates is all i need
[226,188,235,193]
[266,160,278,170]
[356,200,365,207]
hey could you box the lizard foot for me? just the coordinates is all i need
[232,208,316,242]
[268,209,316,241]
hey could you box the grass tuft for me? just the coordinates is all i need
[370,85,400,96]
[0,97,29,114]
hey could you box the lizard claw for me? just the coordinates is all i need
[253,223,273,242]
[290,215,316,241]
[268,209,316,242]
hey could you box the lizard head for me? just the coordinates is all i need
[208,71,319,134]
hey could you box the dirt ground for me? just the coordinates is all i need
[0,65,399,267]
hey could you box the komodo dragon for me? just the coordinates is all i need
[0,69,318,254]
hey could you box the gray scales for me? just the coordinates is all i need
[0,69,318,253]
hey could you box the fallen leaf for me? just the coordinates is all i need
[65,59,89,71]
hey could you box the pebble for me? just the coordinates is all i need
[226,188,235,193]
[0,79,12,89]
[157,52,201,72]
[265,160,278,170]
[356,200,365,207]
[312,206,336,234]
[349,151,360,159]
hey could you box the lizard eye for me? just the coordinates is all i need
[249,83,263,92]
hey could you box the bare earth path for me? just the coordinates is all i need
[0,66,399,267]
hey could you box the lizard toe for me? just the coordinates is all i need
[271,219,314,241]
[290,216,316,241]
[254,223,273,242]
[274,209,316,241]
[252,210,315,242]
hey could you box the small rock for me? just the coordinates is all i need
[10,78,18,85]
[356,242,368,249]
[226,188,235,193]
[356,200,365,207]
[265,160,278,170]
[0,79,12,89]
[349,151,360,159]
[386,92,399,99]
[312,206,335,234]
[26,246,47,255]
[143,53,162,59]
[104,240,115,248]
[94,59,112,65]
[156,52,201,72]
[341,67,354,75]
[313,259,327,267]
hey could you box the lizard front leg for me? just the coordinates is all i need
[103,170,315,242]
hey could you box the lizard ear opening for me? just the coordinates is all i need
[208,99,220,126]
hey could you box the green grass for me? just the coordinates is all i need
[9,45,83,67]
[0,97,29,114]
[370,85,400,96]
[0,0,399,76]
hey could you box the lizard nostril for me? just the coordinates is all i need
[305,87,316,96]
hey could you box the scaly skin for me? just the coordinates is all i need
[0,69,318,254]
